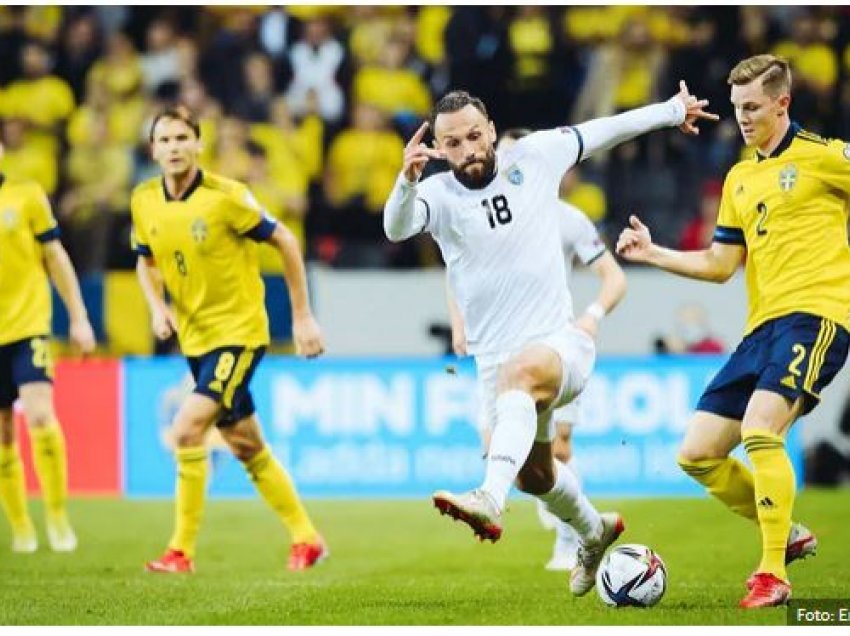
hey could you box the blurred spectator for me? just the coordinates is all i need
[60,116,132,272]
[233,52,278,123]
[178,75,222,168]
[250,96,322,185]
[210,116,251,182]
[348,6,405,68]
[560,168,607,226]
[140,18,181,94]
[320,102,404,266]
[654,303,725,354]
[55,12,103,102]
[0,118,58,195]
[199,8,259,111]
[285,17,346,124]
[352,34,431,134]
[506,7,558,128]
[679,180,722,251]
[2,40,75,155]
[87,31,143,104]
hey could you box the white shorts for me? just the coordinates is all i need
[475,324,596,442]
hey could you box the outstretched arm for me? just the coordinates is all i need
[575,81,718,161]
[616,215,744,283]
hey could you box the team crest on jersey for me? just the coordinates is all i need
[735,184,744,196]
[2,208,17,229]
[778,164,797,192]
[505,165,523,186]
[191,218,208,243]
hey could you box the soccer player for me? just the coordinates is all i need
[448,127,628,572]
[616,55,850,608]
[0,141,96,553]
[385,84,716,595]
[132,106,327,573]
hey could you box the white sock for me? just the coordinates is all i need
[566,457,581,487]
[481,390,536,513]
[537,460,602,541]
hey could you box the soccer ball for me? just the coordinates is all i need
[596,544,667,608]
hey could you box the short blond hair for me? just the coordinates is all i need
[727,54,792,98]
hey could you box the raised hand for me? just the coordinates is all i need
[674,80,719,135]
[403,122,445,182]
[616,215,654,263]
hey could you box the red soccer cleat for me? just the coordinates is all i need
[739,573,791,608]
[288,537,329,571]
[145,548,195,574]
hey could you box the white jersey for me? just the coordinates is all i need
[558,200,606,281]
[415,128,583,356]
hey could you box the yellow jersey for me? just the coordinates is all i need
[714,123,850,334]
[0,176,59,345]
[130,170,276,356]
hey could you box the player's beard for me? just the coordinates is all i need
[450,147,497,190]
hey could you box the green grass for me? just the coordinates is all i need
[0,490,847,625]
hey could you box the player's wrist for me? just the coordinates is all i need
[584,302,606,321]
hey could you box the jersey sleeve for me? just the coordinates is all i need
[25,183,60,242]
[561,203,606,264]
[818,139,850,194]
[229,185,277,241]
[712,172,745,245]
[519,128,582,184]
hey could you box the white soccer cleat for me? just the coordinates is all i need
[432,488,503,542]
[785,522,816,565]
[12,532,38,553]
[46,517,78,552]
[569,512,625,596]
[545,522,580,571]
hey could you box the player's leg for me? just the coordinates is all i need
[677,410,756,521]
[13,335,76,552]
[0,405,36,552]
[218,413,327,570]
[540,419,582,571]
[146,391,219,573]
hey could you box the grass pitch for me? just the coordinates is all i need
[0,490,847,625]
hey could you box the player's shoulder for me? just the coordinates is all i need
[201,170,247,196]
[793,126,829,148]
[1,177,45,199]
[131,176,162,202]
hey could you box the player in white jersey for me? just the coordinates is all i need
[448,128,628,573]
[384,84,716,595]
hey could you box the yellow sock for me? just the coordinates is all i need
[742,428,794,582]
[245,445,317,543]
[30,421,68,521]
[168,446,208,558]
[678,456,757,521]
[0,443,34,535]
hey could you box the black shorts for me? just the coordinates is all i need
[697,312,849,420]
[186,346,266,427]
[0,336,54,408]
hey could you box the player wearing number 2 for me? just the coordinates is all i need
[385,85,716,595]
[617,55,850,608]
[131,106,327,573]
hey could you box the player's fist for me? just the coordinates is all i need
[152,305,177,341]
[70,317,96,354]
[616,215,654,262]
[293,314,325,359]
[403,122,445,183]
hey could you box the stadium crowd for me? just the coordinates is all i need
[2,5,850,270]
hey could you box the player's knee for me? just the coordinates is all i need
[22,405,54,429]
[498,358,539,394]
[231,437,263,463]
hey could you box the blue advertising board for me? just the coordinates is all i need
[122,355,803,498]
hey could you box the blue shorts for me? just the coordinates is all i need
[187,346,266,427]
[697,312,850,420]
[0,336,54,409]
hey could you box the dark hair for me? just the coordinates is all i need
[149,105,200,142]
[429,90,489,131]
[499,128,532,143]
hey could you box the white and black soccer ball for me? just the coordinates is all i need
[596,544,667,608]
